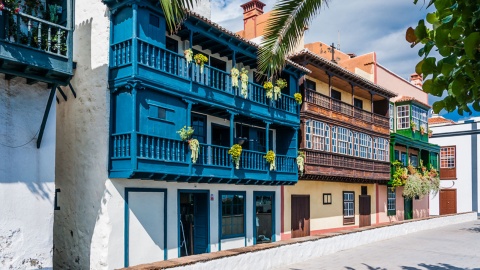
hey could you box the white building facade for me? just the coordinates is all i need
[429,116,480,216]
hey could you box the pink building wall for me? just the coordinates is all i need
[378,186,429,224]
[376,65,428,103]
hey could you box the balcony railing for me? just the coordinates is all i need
[1,9,71,57]
[112,39,298,115]
[111,133,298,176]
[304,150,390,172]
[305,89,388,127]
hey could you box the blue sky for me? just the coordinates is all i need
[210,0,480,122]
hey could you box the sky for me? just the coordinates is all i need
[210,0,480,122]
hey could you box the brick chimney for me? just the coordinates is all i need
[240,0,266,40]
[410,73,423,88]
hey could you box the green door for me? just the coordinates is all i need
[404,197,413,220]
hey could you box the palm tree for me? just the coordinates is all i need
[161,0,329,79]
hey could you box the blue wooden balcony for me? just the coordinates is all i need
[110,133,298,185]
[110,39,299,125]
[0,7,73,85]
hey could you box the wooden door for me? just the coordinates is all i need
[359,195,371,227]
[291,195,310,238]
[440,189,457,215]
[404,197,413,220]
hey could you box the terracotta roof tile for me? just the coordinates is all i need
[185,11,311,74]
[288,49,397,98]
[393,95,431,108]
[428,117,455,125]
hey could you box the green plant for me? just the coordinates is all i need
[184,49,193,65]
[410,120,417,132]
[264,81,274,99]
[420,125,425,135]
[297,151,305,176]
[240,68,249,98]
[176,126,194,141]
[264,150,276,171]
[231,67,239,88]
[391,160,408,188]
[48,4,58,23]
[228,144,242,169]
[194,53,208,73]
[276,78,287,89]
[294,93,302,105]
[428,129,433,137]
[188,138,199,164]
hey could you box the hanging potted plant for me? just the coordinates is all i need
[194,53,208,74]
[176,126,199,164]
[228,144,242,169]
[297,151,305,176]
[294,93,303,105]
[231,67,239,88]
[240,68,249,98]
[264,150,276,171]
[410,120,417,133]
[273,78,287,100]
[184,49,193,66]
[391,160,408,188]
[420,126,425,135]
[264,81,274,99]
[428,129,433,138]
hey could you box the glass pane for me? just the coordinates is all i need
[255,195,273,243]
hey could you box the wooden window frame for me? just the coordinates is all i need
[440,146,457,180]
[343,191,355,225]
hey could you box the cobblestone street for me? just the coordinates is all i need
[276,219,480,270]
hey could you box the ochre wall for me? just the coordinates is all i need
[282,181,376,239]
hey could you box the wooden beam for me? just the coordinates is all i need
[37,84,57,148]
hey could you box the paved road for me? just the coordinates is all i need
[276,220,480,270]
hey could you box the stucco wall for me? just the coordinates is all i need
[282,181,376,237]
[376,66,428,103]
[104,179,280,269]
[53,0,110,268]
[429,122,479,215]
[0,78,56,269]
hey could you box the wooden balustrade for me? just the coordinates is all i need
[305,89,389,128]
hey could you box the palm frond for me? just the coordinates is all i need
[258,0,329,79]
[160,0,198,33]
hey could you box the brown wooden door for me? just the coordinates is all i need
[359,195,371,227]
[291,195,310,238]
[439,189,457,215]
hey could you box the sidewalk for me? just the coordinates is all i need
[125,212,477,270]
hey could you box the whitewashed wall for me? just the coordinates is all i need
[105,179,280,269]
[429,120,480,216]
[0,78,56,269]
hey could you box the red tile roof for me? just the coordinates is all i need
[428,117,455,125]
[393,96,431,108]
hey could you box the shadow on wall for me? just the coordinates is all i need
[402,263,480,270]
[53,16,109,270]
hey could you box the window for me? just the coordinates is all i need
[410,154,418,167]
[323,193,332,205]
[354,98,363,109]
[305,120,330,151]
[305,79,316,91]
[220,192,245,238]
[387,187,396,216]
[149,14,160,27]
[191,113,206,144]
[389,103,394,130]
[343,191,355,224]
[394,150,399,161]
[359,133,370,159]
[412,105,428,131]
[166,37,178,53]
[401,152,407,166]
[157,108,166,119]
[149,105,168,120]
[337,127,349,155]
[354,133,359,157]
[331,89,341,100]
[440,146,456,179]
[376,138,389,162]
[397,105,410,129]
[331,127,337,153]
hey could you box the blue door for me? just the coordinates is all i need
[193,193,209,255]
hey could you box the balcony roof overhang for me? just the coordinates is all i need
[289,49,397,99]
[391,133,440,153]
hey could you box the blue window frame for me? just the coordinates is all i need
[401,152,408,166]
[253,191,275,245]
[219,191,246,239]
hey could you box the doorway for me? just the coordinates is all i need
[440,189,457,215]
[178,190,209,257]
[291,195,310,238]
[359,197,371,227]
[254,192,275,244]
[404,197,413,220]
[211,123,230,147]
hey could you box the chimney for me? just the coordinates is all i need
[410,73,423,88]
[240,0,266,40]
